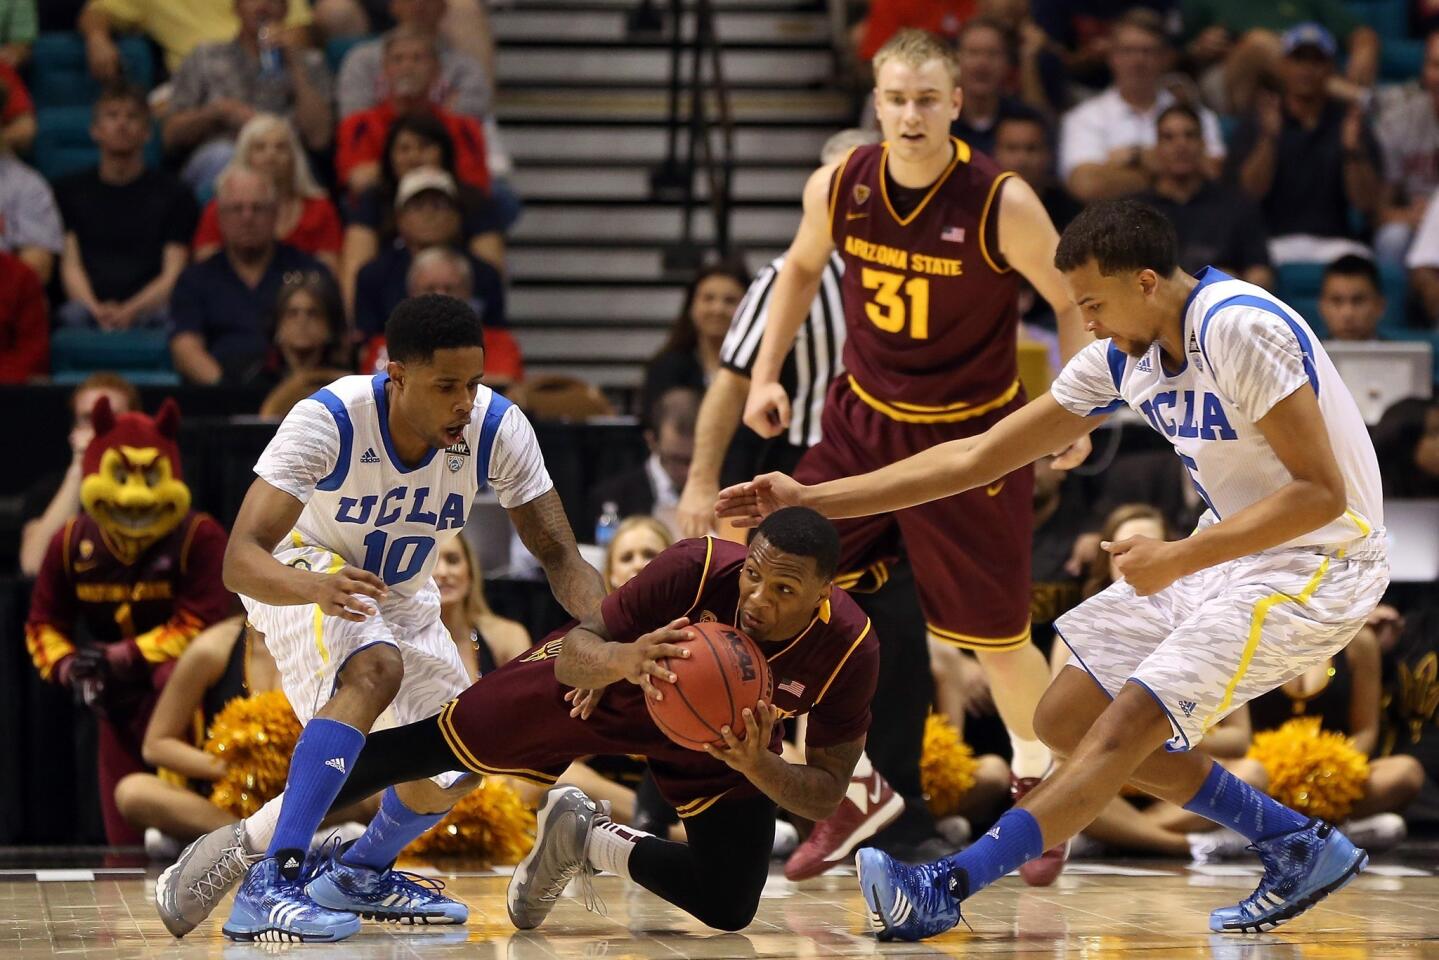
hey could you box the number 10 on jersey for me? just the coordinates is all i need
[862,268,930,339]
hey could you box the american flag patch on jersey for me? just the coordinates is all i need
[778,679,806,697]
[941,226,965,243]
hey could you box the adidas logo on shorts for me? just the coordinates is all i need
[1179,700,1197,717]
[360,447,380,464]
[325,757,347,773]
[1136,356,1153,373]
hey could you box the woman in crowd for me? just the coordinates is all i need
[1374,397,1439,498]
[192,115,342,273]
[642,261,750,417]
[434,532,532,680]
[341,112,506,307]
[244,271,351,392]
[603,515,674,591]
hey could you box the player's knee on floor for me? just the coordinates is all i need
[694,894,761,932]
[336,643,405,708]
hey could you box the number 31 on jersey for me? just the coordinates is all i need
[862,268,930,339]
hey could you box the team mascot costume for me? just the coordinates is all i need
[26,397,233,844]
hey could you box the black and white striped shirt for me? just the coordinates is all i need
[719,253,846,449]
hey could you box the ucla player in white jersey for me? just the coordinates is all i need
[156,295,605,942]
[716,199,1390,942]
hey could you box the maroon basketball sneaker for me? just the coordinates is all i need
[1012,775,1068,886]
[785,759,903,881]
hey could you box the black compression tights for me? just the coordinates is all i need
[628,794,776,931]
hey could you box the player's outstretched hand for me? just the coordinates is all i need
[675,480,717,539]
[612,617,692,701]
[743,382,791,439]
[715,473,806,527]
[564,685,607,720]
[312,565,387,621]
[704,701,777,773]
[1102,536,1187,597]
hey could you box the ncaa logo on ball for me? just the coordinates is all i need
[724,629,758,682]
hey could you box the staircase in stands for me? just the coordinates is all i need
[490,0,852,399]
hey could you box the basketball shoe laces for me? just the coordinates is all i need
[188,839,260,906]
[1233,827,1315,916]
[306,834,455,911]
[536,801,610,918]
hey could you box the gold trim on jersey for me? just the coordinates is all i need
[834,560,890,594]
[813,618,872,706]
[681,536,715,620]
[978,171,1016,274]
[827,146,860,236]
[437,701,560,785]
[879,137,969,228]
[928,621,1031,651]
[676,789,732,818]
[848,374,1020,424]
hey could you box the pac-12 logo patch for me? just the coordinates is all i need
[446,438,471,473]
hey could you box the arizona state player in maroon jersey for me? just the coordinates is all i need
[742,29,1090,883]
[320,507,878,933]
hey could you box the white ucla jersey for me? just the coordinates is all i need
[253,373,552,598]
[1051,267,1383,552]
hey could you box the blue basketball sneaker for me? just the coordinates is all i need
[306,845,468,925]
[1210,819,1368,933]
[855,847,964,942]
[222,856,361,943]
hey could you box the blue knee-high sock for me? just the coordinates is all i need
[940,809,1045,897]
[1183,761,1307,841]
[267,718,366,868]
[342,787,447,870]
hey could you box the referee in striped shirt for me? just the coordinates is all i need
[676,129,876,538]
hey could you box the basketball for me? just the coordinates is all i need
[645,621,773,752]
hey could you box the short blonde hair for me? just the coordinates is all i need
[234,113,326,199]
[872,28,961,87]
[601,516,674,592]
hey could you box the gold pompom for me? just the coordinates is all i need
[1247,717,1370,822]
[203,690,302,818]
[404,778,537,863]
[920,713,979,817]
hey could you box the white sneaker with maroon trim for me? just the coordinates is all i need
[785,756,904,881]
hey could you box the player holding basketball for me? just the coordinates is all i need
[319,507,879,933]
[154,295,605,942]
[717,199,1388,940]
[741,28,1089,882]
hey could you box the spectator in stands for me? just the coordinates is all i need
[1373,397,1439,498]
[1374,31,1439,266]
[0,248,44,383]
[0,0,35,67]
[948,17,1044,156]
[603,515,673,591]
[435,533,530,680]
[1059,9,1225,202]
[643,260,749,417]
[856,0,972,62]
[162,0,333,193]
[1229,24,1380,266]
[587,387,700,536]
[56,84,197,331]
[336,27,489,196]
[992,114,1079,229]
[1403,184,1439,326]
[1139,104,1273,288]
[1182,0,1379,115]
[1030,0,1181,97]
[237,269,349,390]
[0,59,33,152]
[1318,254,1386,341]
[352,166,503,339]
[78,0,312,78]
[18,373,140,578]
[1081,503,1169,599]
[337,0,489,118]
[341,112,504,307]
[169,164,327,384]
[192,114,340,273]
[401,246,522,386]
[0,81,60,284]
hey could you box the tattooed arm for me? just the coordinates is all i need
[553,613,692,699]
[706,702,865,821]
[507,488,605,620]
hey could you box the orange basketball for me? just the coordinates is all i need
[645,621,773,752]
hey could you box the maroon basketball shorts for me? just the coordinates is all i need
[794,376,1034,651]
[436,650,768,817]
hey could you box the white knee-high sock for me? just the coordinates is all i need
[1008,736,1053,781]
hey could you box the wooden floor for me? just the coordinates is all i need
[2,856,1437,959]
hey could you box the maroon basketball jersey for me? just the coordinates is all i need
[829,138,1021,419]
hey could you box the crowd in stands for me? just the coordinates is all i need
[5,0,1439,852]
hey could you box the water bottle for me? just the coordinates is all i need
[258,23,283,77]
[595,502,620,547]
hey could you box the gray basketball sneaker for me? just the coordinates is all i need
[507,786,601,930]
[156,820,262,937]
